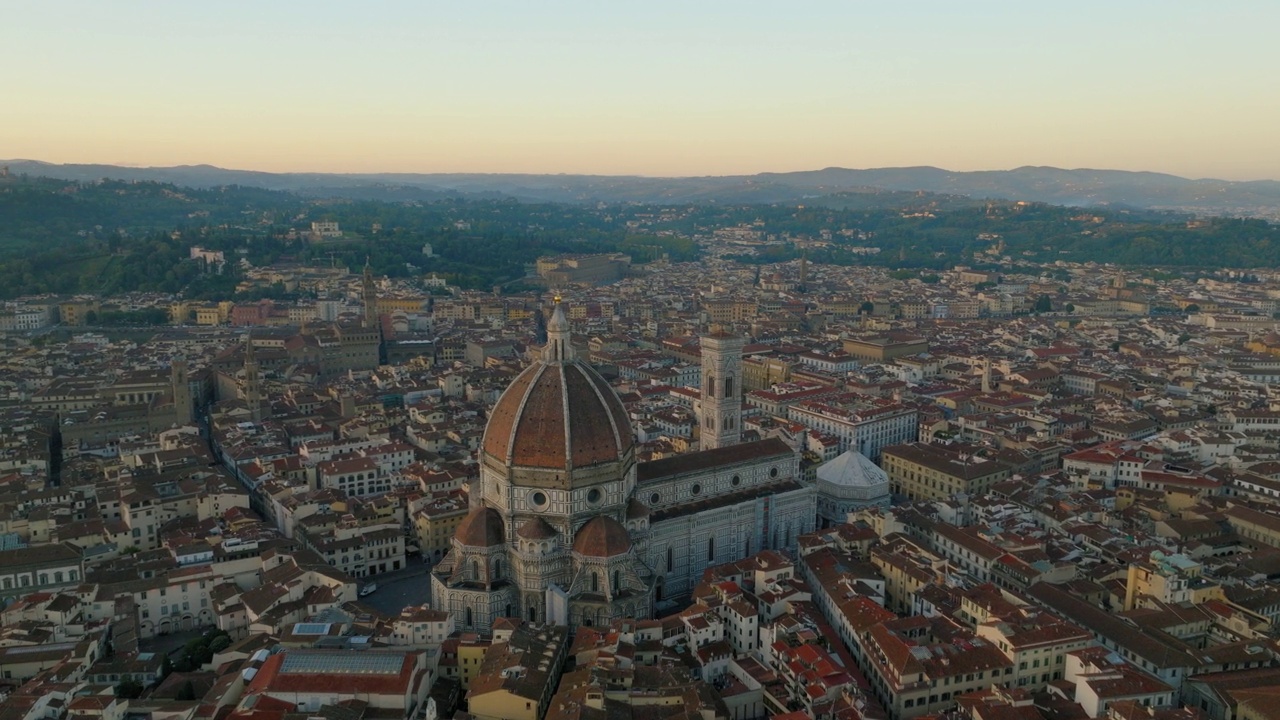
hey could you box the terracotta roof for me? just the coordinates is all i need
[481,359,634,476]
[626,497,650,519]
[638,437,793,483]
[572,516,632,557]
[455,507,505,547]
[516,517,558,540]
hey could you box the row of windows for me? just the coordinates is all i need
[647,467,780,506]
[1,569,78,590]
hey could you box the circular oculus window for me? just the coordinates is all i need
[530,491,548,508]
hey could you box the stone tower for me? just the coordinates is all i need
[171,359,193,424]
[243,338,263,422]
[362,259,378,328]
[700,330,744,450]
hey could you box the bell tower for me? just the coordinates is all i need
[699,329,744,450]
[244,337,263,422]
[171,359,193,424]
[362,258,378,328]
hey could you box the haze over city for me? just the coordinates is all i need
[13,2,1280,720]
[8,1,1280,179]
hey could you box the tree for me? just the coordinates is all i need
[209,634,232,653]
[859,301,874,314]
[176,680,197,701]
[160,652,172,679]
[1065,303,1076,313]
[1033,295,1053,313]
[116,678,144,699]
[1184,303,1200,313]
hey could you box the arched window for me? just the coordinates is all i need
[613,570,621,593]
[470,559,480,582]
[706,376,715,398]
[465,606,473,627]
[707,536,715,562]
[529,605,537,622]
[505,604,512,617]
[591,572,599,593]
[667,547,674,572]
[724,377,733,398]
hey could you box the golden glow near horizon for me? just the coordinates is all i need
[5,2,1280,180]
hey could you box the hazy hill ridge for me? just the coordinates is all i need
[5,160,1279,217]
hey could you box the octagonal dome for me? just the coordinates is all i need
[572,515,633,558]
[481,305,633,479]
[455,507,505,548]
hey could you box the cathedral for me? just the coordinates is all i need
[430,302,816,631]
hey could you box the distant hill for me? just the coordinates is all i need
[4,160,1279,217]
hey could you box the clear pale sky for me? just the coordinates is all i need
[6,1,1278,179]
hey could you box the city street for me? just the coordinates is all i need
[360,560,434,616]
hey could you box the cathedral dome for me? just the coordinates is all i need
[516,517,559,540]
[481,304,633,480]
[572,516,633,558]
[625,498,650,520]
[455,507,505,547]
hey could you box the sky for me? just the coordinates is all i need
[5,1,1279,179]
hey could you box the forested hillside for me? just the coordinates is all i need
[1,172,1277,300]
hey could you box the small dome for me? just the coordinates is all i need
[572,516,632,558]
[455,507,505,547]
[625,498,650,520]
[517,517,558,540]
[816,450,890,502]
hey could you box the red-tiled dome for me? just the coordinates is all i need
[482,361,633,475]
[626,498,650,520]
[455,507,504,547]
[516,517,558,540]
[572,516,632,558]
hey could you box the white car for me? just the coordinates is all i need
[359,582,378,597]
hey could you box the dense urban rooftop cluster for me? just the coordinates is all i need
[1,237,1280,720]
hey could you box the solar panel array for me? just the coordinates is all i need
[280,651,403,675]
